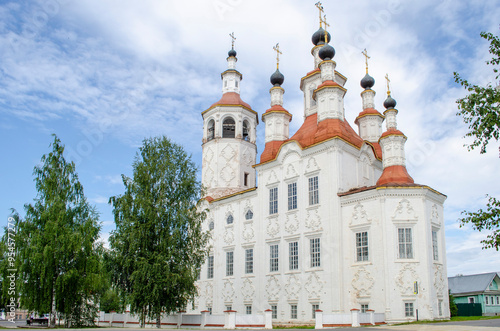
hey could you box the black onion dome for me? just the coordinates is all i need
[318,43,335,60]
[312,27,331,46]
[270,68,285,86]
[228,48,237,57]
[384,95,397,109]
[360,73,375,89]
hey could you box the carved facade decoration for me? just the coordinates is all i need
[242,278,255,301]
[242,223,254,241]
[305,208,322,231]
[396,263,419,296]
[305,157,320,174]
[285,212,299,234]
[350,203,371,226]
[266,217,280,237]
[305,272,323,299]
[222,279,235,301]
[266,276,281,301]
[352,267,374,297]
[392,199,418,221]
[285,275,301,300]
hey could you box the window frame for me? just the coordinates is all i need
[269,187,278,215]
[310,237,321,268]
[356,231,369,262]
[404,302,414,317]
[432,230,438,261]
[288,182,297,210]
[290,304,298,319]
[245,248,254,274]
[398,228,414,259]
[226,251,234,276]
[270,244,279,272]
[289,241,299,270]
[308,176,319,205]
[207,255,214,279]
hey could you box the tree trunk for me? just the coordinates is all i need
[50,291,56,328]
[156,313,161,328]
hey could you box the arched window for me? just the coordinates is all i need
[245,210,253,220]
[226,214,234,224]
[207,119,215,141]
[242,120,250,141]
[222,117,236,138]
[209,221,214,230]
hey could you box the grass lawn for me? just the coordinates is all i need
[395,314,500,325]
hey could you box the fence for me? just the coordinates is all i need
[96,310,272,329]
[456,303,482,317]
[315,309,385,328]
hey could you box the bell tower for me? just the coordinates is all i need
[201,34,258,199]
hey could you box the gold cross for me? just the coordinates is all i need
[229,32,236,49]
[322,14,330,43]
[315,2,324,28]
[362,49,370,74]
[273,43,282,69]
[385,73,391,95]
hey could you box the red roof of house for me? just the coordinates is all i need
[208,92,252,110]
[380,128,405,139]
[259,113,368,164]
[376,165,414,186]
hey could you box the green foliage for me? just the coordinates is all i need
[100,288,123,313]
[455,30,500,251]
[5,135,105,327]
[109,136,209,327]
[459,195,500,250]
[454,31,500,154]
[449,292,458,317]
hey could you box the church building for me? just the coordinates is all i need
[193,5,449,324]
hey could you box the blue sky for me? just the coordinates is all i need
[0,0,498,277]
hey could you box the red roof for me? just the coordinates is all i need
[208,92,252,110]
[263,104,291,115]
[259,113,365,164]
[380,128,405,139]
[354,108,384,124]
[376,165,414,186]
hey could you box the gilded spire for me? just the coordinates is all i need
[273,43,282,69]
[229,32,236,49]
[321,14,330,44]
[315,2,324,28]
[362,48,370,74]
[385,73,391,96]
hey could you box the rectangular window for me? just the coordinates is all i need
[269,187,278,214]
[398,228,413,259]
[207,256,214,279]
[405,302,414,317]
[486,296,489,305]
[226,305,232,311]
[245,248,254,274]
[432,230,438,261]
[288,182,297,210]
[438,300,443,316]
[497,297,499,305]
[246,305,252,315]
[226,251,234,276]
[270,244,279,272]
[312,304,319,318]
[271,305,277,319]
[310,238,321,267]
[289,241,299,270]
[244,173,249,186]
[356,232,369,262]
[290,304,297,319]
[468,297,475,303]
[207,307,212,314]
[308,176,319,205]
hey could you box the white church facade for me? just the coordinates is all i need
[192,8,449,324]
